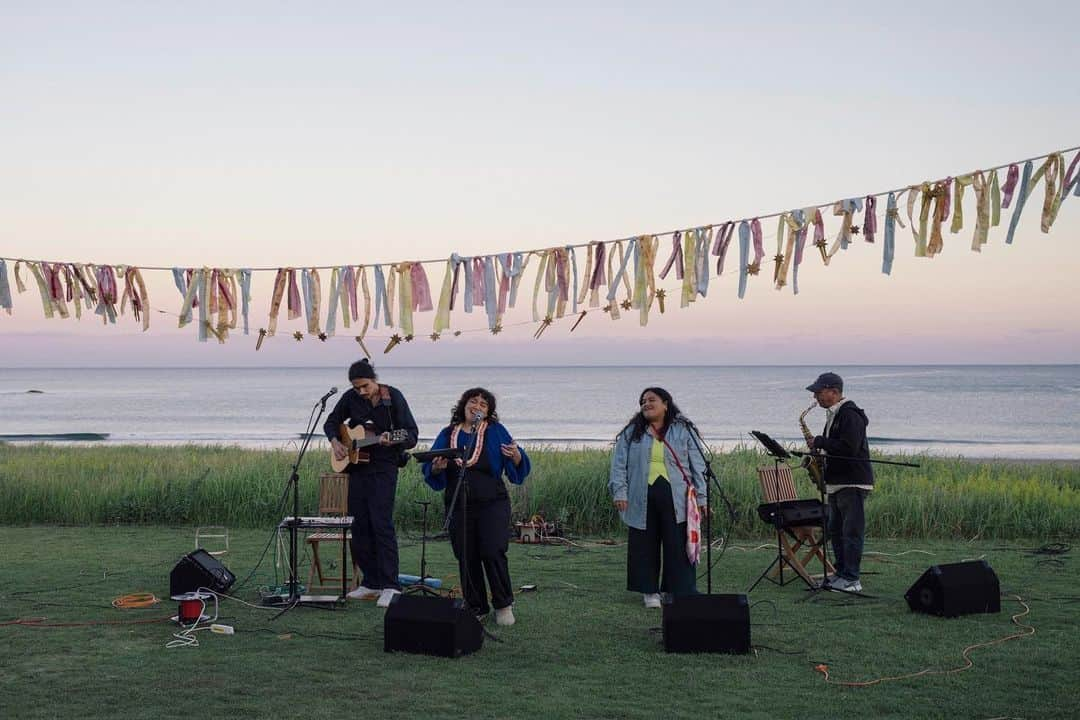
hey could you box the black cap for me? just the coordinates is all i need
[806,372,843,393]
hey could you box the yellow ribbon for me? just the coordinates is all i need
[358,265,372,340]
[433,258,455,333]
[989,169,1002,227]
[27,262,61,319]
[1025,152,1065,232]
[395,262,415,337]
[266,268,288,336]
[775,212,803,290]
[531,250,550,322]
[633,235,659,326]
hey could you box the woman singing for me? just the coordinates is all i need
[422,388,530,625]
[609,387,707,608]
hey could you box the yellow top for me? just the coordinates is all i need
[648,434,666,486]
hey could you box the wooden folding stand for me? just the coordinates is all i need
[754,465,833,587]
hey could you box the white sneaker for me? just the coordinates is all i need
[828,577,862,593]
[495,606,516,626]
[643,593,662,609]
[346,585,380,600]
[376,588,401,607]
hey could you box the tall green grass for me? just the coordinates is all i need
[0,443,1077,537]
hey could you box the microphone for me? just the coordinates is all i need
[472,411,484,424]
[319,387,338,403]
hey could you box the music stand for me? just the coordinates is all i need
[406,448,465,597]
[747,430,819,592]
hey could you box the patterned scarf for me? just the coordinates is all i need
[449,421,488,468]
[657,432,701,565]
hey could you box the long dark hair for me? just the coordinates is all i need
[450,387,500,425]
[619,386,683,443]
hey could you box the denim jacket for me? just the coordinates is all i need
[608,419,707,530]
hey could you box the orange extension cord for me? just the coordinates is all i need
[813,595,1035,687]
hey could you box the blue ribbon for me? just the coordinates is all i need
[882,193,896,275]
[1005,161,1034,245]
[695,228,710,298]
[606,238,637,305]
[238,269,252,335]
[325,266,343,337]
[373,265,388,328]
[172,268,192,325]
[737,221,750,299]
[483,255,498,328]
[0,259,12,312]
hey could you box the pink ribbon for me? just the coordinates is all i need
[287,269,301,319]
[659,231,684,280]
[410,262,433,312]
[863,196,877,243]
[712,222,735,275]
[1002,164,1020,208]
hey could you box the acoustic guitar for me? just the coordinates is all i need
[330,425,410,473]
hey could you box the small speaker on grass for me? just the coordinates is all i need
[905,560,1000,617]
[169,549,236,597]
[384,594,483,658]
[662,593,751,654]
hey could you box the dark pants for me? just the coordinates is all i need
[348,466,400,590]
[626,477,697,596]
[828,487,867,582]
[449,497,513,614]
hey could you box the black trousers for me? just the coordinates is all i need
[348,466,400,590]
[626,477,697,596]
[828,487,867,582]
[449,496,513,614]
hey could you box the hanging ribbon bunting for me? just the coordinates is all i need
[863,196,878,244]
[659,231,684,280]
[712,222,735,276]
[1005,161,1034,245]
[633,235,659,326]
[120,266,151,331]
[0,259,13,314]
[737,221,751,299]
[2,144,1076,348]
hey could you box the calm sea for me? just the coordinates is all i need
[1,366,1078,459]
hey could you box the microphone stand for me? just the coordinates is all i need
[274,390,334,619]
[441,417,484,616]
[683,419,733,595]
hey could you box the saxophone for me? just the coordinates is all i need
[799,402,826,493]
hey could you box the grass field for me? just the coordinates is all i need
[2,444,1079,537]
[1,526,1075,720]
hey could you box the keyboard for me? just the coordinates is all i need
[279,516,353,529]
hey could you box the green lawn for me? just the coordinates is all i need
[1,526,1075,719]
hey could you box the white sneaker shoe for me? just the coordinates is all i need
[828,577,863,593]
[643,593,662,609]
[494,606,515,626]
[376,588,401,607]
[346,585,380,600]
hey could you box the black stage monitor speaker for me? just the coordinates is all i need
[169,549,236,597]
[384,594,483,658]
[905,560,1000,617]
[662,593,751,654]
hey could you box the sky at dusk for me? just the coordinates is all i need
[2,1,1078,367]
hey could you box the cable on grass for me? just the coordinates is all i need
[1,616,171,628]
[112,593,160,609]
[812,594,1034,687]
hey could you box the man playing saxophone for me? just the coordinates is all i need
[804,372,874,593]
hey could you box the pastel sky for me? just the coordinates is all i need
[2,1,1078,367]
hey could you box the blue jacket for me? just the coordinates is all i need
[422,421,531,491]
[609,419,707,530]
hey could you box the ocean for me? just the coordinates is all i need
[1,365,1078,459]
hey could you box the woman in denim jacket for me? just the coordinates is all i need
[609,387,707,608]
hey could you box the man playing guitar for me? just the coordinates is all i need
[324,359,418,606]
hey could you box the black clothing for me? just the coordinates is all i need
[828,487,867,582]
[445,432,514,613]
[812,401,874,487]
[626,477,698,596]
[348,466,400,590]
[323,384,418,590]
[323,385,419,468]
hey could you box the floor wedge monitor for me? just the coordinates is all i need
[905,560,1001,617]
[383,594,483,658]
[662,593,751,654]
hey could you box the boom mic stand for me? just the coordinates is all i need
[683,419,735,594]
[275,390,335,619]
[440,423,483,617]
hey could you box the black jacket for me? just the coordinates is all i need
[323,385,419,470]
[812,401,874,487]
